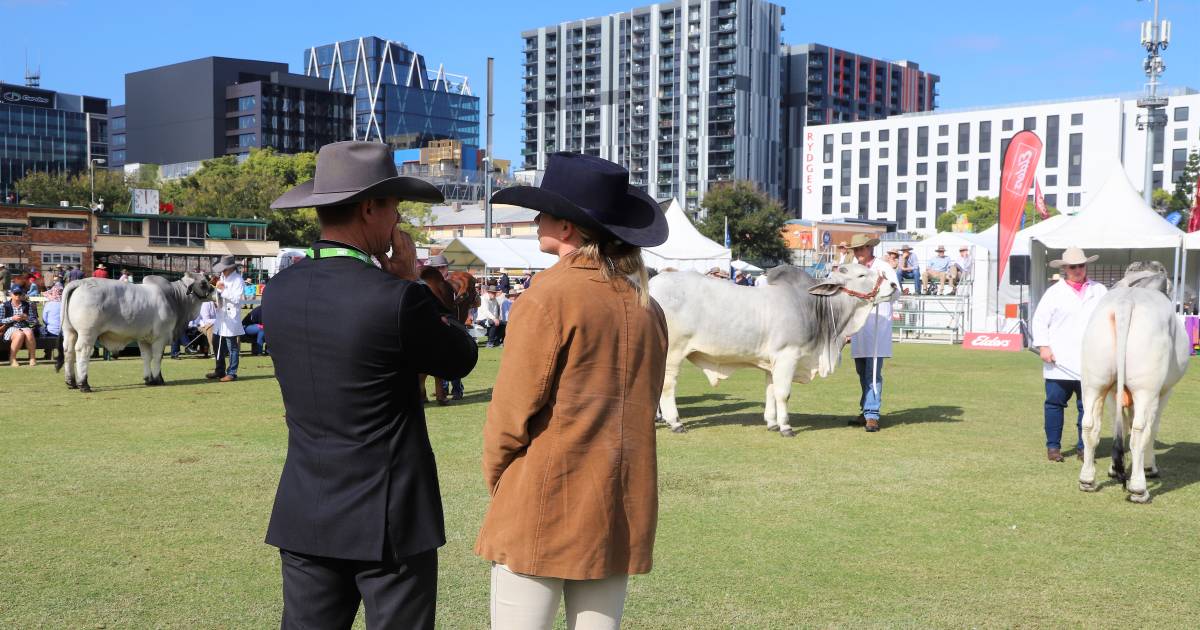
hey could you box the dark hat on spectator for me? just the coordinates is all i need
[490,152,668,247]
[271,141,444,209]
[900,245,913,251]
[9,285,23,295]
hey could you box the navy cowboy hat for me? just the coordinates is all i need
[271,141,444,209]
[490,152,668,247]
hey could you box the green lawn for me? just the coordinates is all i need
[2,344,1199,628]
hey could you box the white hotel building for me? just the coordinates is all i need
[799,89,1200,233]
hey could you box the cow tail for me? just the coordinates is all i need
[1109,300,1134,483]
[55,282,78,372]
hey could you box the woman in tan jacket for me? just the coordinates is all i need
[477,153,669,630]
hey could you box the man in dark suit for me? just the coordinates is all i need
[264,141,478,629]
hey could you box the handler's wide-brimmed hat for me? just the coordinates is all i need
[490,152,668,247]
[212,255,241,274]
[1048,247,1099,268]
[271,141,444,210]
[847,233,880,249]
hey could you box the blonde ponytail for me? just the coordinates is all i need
[573,228,651,308]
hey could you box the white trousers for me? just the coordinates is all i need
[490,564,629,630]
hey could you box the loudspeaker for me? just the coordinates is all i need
[1009,255,1030,286]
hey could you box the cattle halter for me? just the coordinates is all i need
[839,273,886,302]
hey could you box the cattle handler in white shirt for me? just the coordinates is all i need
[846,233,900,433]
[1030,247,1107,462]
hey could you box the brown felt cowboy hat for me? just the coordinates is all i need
[271,141,444,209]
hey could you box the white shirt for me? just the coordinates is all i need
[1031,279,1108,381]
[954,254,973,275]
[212,271,246,337]
[850,257,900,359]
[191,301,218,328]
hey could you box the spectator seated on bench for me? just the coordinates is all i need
[172,300,216,359]
[2,286,39,367]
[242,305,267,356]
[38,285,64,363]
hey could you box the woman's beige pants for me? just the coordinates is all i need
[490,563,628,630]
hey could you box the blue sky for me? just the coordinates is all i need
[2,0,1197,167]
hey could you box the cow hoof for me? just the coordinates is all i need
[80,385,92,394]
[766,424,780,432]
[1128,491,1152,504]
[669,424,687,434]
[1078,480,1098,492]
[66,380,78,389]
[779,428,796,438]
[144,377,153,385]
[1145,467,1160,479]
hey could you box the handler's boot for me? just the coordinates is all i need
[865,418,880,433]
[1046,448,1064,462]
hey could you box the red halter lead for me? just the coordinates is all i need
[840,272,887,302]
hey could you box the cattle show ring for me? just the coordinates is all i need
[5,247,1199,627]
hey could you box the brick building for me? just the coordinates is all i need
[0,203,95,277]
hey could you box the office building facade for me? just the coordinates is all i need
[1,82,109,203]
[521,0,785,211]
[798,90,1200,234]
[304,36,480,150]
[118,57,352,174]
[781,44,939,211]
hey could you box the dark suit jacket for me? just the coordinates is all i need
[263,241,478,562]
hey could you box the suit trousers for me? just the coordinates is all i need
[279,548,437,630]
[490,563,628,630]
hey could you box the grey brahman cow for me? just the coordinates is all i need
[648,263,896,437]
[56,273,215,392]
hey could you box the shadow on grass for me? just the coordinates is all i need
[1065,440,1200,498]
[423,388,495,407]
[675,403,965,433]
[77,374,279,392]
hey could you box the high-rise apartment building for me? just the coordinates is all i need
[521,0,785,211]
[781,44,939,211]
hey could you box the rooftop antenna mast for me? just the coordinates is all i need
[1135,0,1171,204]
[24,50,41,87]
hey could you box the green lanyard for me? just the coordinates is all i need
[306,247,373,266]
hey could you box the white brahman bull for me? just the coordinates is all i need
[648,263,896,437]
[1078,264,1190,503]
[56,273,215,392]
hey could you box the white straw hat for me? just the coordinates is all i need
[1048,247,1099,268]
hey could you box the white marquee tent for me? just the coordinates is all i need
[440,237,560,271]
[1031,164,1184,311]
[642,199,732,273]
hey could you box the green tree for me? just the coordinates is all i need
[696,181,790,264]
[14,169,131,210]
[397,201,436,244]
[1169,150,1200,221]
[935,196,1058,233]
[166,149,319,246]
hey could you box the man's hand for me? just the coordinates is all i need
[1038,346,1055,364]
[381,227,418,281]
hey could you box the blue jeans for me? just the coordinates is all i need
[1044,379,1083,451]
[170,331,190,357]
[244,324,266,354]
[854,357,885,420]
[898,269,921,295]
[215,335,240,377]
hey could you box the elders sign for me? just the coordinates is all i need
[962,332,1023,352]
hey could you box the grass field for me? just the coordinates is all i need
[2,344,1199,628]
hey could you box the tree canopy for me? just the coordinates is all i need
[696,181,790,265]
[14,169,131,210]
[935,196,1059,233]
